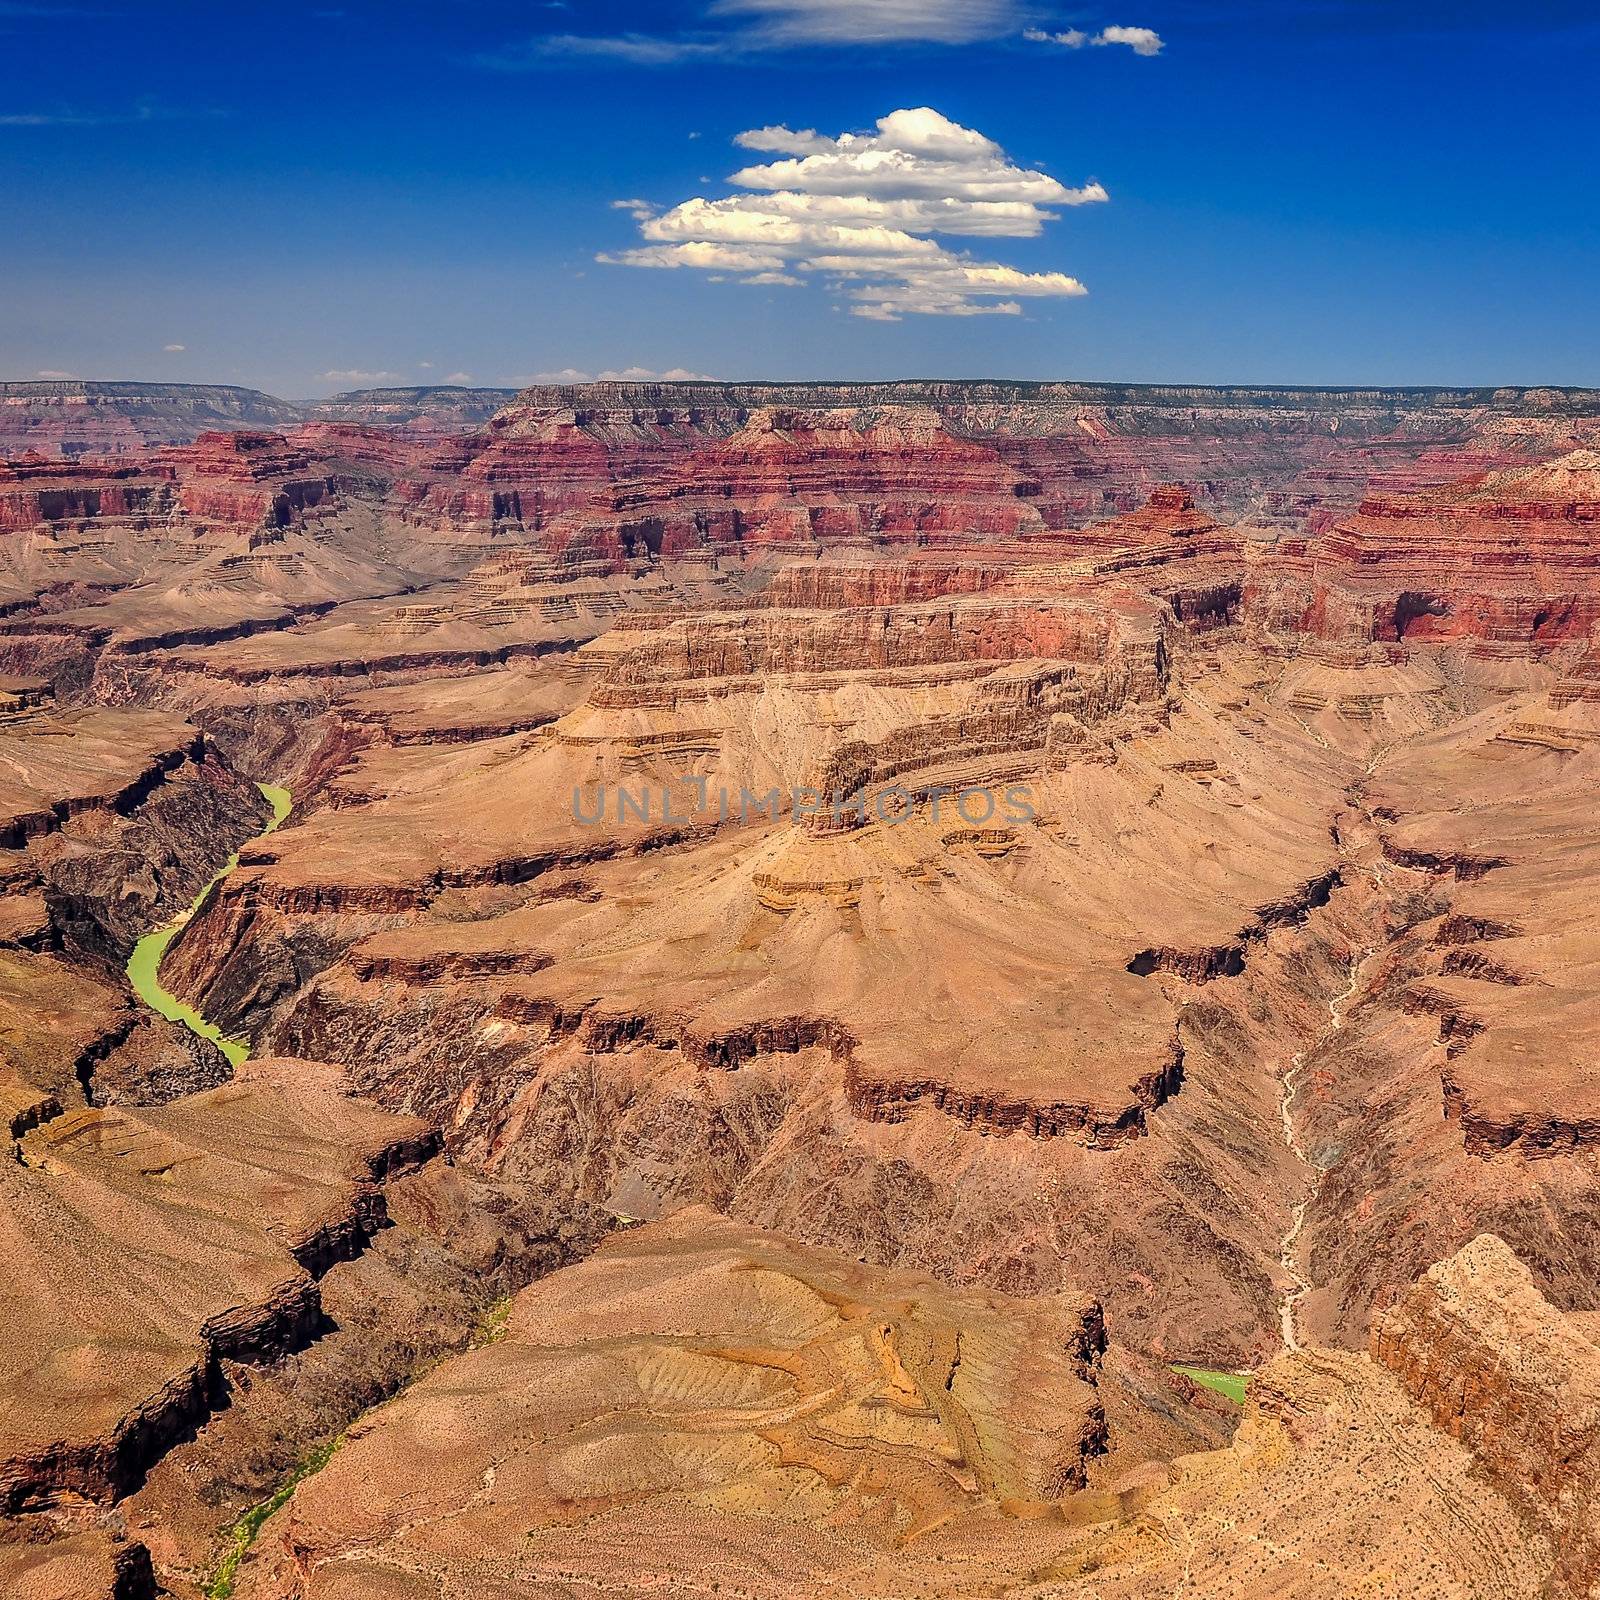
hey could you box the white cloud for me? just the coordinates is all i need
[36,368,77,379]
[1095,24,1163,54]
[316,369,403,385]
[162,342,186,352]
[517,368,594,384]
[418,360,434,369]
[710,0,1022,45]
[734,123,829,156]
[601,107,1099,320]
[601,240,792,273]
[599,366,715,381]
[1025,22,1163,54]
[727,108,1107,213]
[0,101,206,127]
[445,371,474,384]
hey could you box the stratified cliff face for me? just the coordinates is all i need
[0,382,306,456]
[0,381,531,457]
[1294,448,1600,645]
[516,378,1600,416]
[1373,1234,1600,1599]
[304,385,519,426]
[6,418,1593,1367]
[6,381,1600,1599]
[382,382,1600,548]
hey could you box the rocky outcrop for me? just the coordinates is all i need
[225,1220,1584,1600]
[0,723,202,849]
[0,1529,157,1600]
[0,1063,441,1512]
[1126,868,1342,982]
[0,706,268,958]
[230,1210,1117,1599]
[1372,1234,1600,1598]
[845,1036,1183,1147]
[1381,839,1508,879]
[1440,1066,1600,1158]
[1304,450,1600,647]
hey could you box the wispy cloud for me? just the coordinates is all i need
[1025,23,1164,53]
[482,31,726,67]
[0,99,223,127]
[481,0,1161,67]
[0,109,110,126]
[711,0,1024,45]
[601,107,1100,321]
[0,2,99,15]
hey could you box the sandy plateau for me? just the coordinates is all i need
[0,379,1599,1597]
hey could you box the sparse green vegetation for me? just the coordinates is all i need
[472,1294,513,1347]
[207,1429,339,1599]
[1172,1365,1250,1405]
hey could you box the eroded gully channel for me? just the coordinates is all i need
[1183,733,1394,1396]
[126,781,292,1064]
[1275,737,1393,1353]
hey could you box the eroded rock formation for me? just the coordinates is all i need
[231,1226,1581,1600]
[1372,1234,1600,1598]
[3,380,1600,1596]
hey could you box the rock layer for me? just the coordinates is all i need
[3,382,1600,1597]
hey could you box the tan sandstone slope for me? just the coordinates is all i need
[228,1219,1591,1600]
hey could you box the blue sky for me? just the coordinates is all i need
[2,0,1597,395]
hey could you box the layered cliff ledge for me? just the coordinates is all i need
[0,1059,437,1512]
[1372,1234,1600,1598]
[232,1209,1114,1598]
[228,1224,1569,1600]
[511,379,1600,414]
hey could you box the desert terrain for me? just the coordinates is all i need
[1,377,1598,1597]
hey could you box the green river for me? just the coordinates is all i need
[126,782,292,1066]
[1171,1365,1250,1404]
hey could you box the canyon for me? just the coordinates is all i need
[2,377,1600,1597]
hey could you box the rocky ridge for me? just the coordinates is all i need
[232,1226,1585,1600]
